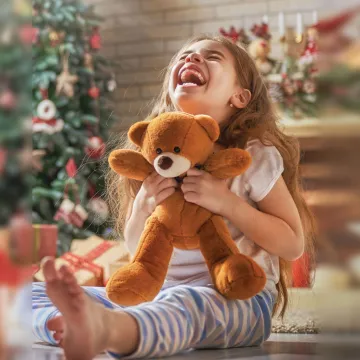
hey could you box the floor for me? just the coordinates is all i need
[24,334,360,360]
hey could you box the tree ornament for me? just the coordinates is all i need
[0,89,16,110]
[56,52,78,97]
[31,149,46,172]
[107,77,117,92]
[49,29,65,47]
[84,52,94,72]
[85,136,105,159]
[87,197,109,225]
[54,195,88,228]
[0,148,7,175]
[90,26,101,50]
[88,86,100,99]
[18,24,39,45]
[302,78,316,94]
[32,98,64,134]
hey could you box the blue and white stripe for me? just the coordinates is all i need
[32,283,275,359]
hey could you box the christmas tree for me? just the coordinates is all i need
[32,0,118,255]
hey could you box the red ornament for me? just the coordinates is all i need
[88,86,100,98]
[18,24,39,44]
[85,136,105,159]
[66,158,78,178]
[0,148,6,174]
[251,22,271,40]
[0,90,16,110]
[90,27,101,50]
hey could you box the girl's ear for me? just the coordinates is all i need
[194,115,220,142]
[128,121,150,147]
[230,88,252,109]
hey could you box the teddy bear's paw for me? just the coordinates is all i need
[106,262,164,306]
[212,254,267,300]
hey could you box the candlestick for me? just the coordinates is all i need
[278,12,285,36]
[262,14,269,24]
[296,13,303,35]
[312,10,318,24]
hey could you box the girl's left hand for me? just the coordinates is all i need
[181,168,232,215]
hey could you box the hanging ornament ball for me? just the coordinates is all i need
[85,136,105,159]
[37,99,56,121]
[49,30,60,42]
[107,78,117,92]
[0,89,17,110]
[87,197,109,225]
[88,86,100,98]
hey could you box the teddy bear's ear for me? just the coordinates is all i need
[194,115,220,142]
[128,121,150,147]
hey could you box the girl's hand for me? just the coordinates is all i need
[133,172,177,216]
[181,168,233,215]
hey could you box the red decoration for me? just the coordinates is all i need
[85,136,105,159]
[251,22,271,40]
[54,198,88,228]
[0,148,6,174]
[88,86,100,98]
[90,27,101,50]
[61,252,103,279]
[292,253,310,287]
[219,26,250,45]
[0,90,16,110]
[65,158,77,178]
[18,24,39,44]
[312,7,360,34]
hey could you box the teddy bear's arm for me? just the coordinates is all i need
[204,148,252,179]
[109,149,154,181]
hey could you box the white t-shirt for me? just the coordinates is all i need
[128,139,284,296]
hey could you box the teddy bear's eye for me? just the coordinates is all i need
[174,147,181,153]
[156,148,162,154]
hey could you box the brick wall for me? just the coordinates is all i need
[85,0,359,129]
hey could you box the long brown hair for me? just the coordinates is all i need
[106,35,316,318]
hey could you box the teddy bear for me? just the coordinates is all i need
[106,112,266,306]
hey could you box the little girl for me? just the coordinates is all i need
[33,35,315,360]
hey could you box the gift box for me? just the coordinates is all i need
[34,236,129,286]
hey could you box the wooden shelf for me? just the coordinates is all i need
[280,114,360,138]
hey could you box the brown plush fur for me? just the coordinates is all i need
[106,112,266,306]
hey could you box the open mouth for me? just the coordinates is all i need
[178,67,207,88]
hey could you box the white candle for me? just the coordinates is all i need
[312,10,318,24]
[296,13,303,35]
[278,12,285,36]
[263,14,269,24]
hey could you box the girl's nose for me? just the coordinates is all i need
[185,52,204,64]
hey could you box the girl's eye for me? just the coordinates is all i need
[179,55,187,61]
[156,148,162,154]
[174,147,181,153]
[208,56,220,60]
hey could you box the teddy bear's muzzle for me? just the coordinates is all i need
[154,152,191,178]
[158,156,173,170]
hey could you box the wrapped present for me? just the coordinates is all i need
[8,222,57,265]
[34,236,129,286]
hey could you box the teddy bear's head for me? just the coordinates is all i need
[129,112,219,178]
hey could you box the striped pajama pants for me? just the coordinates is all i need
[32,282,275,359]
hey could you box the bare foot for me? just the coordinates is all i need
[43,258,112,360]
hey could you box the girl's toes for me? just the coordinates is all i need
[42,257,58,283]
[53,331,64,342]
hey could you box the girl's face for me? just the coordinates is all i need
[169,40,242,124]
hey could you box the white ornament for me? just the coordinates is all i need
[32,118,64,135]
[107,78,117,92]
[88,197,109,225]
[36,99,56,120]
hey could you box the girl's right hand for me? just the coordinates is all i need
[133,172,177,216]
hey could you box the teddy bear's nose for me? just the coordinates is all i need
[158,156,173,170]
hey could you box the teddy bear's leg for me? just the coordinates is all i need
[106,216,173,306]
[199,215,266,300]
